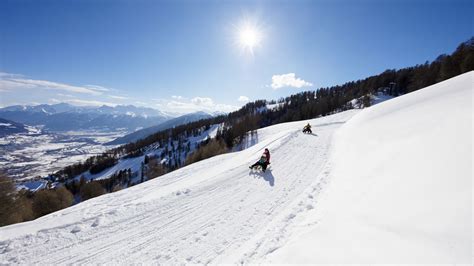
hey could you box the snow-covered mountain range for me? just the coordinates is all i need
[0,103,174,132]
[0,72,471,264]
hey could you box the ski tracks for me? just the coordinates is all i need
[0,112,357,265]
[226,127,336,264]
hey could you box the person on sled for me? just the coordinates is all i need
[303,123,312,134]
[249,148,271,172]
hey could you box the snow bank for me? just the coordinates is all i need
[265,71,473,263]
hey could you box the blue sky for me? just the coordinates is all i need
[0,0,472,113]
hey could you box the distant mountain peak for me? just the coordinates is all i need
[0,103,176,132]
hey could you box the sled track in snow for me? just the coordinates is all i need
[0,111,358,264]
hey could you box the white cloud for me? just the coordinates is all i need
[270,73,313,89]
[0,72,24,79]
[109,95,128,100]
[0,74,106,95]
[0,71,242,114]
[238,96,250,102]
[134,101,151,107]
[191,97,214,107]
[0,79,36,91]
[84,84,111,92]
[56,93,74,98]
[62,99,118,107]
[167,100,190,108]
[49,98,62,103]
[154,96,239,114]
[49,97,117,107]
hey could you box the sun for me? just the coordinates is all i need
[235,19,263,55]
[240,26,260,49]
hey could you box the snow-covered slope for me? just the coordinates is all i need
[0,72,471,264]
[73,124,220,183]
[0,108,358,264]
[262,71,473,263]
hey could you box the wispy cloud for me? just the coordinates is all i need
[270,73,313,89]
[56,93,75,98]
[0,72,23,78]
[167,100,190,108]
[54,98,118,107]
[134,101,150,107]
[0,78,100,95]
[0,72,110,95]
[84,84,111,92]
[109,95,129,100]
[0,72,128,108]
[0,71,242,114]
[238,96,249,102]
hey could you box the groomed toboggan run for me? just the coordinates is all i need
[0,72,472,264]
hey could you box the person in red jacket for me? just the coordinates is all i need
[249,148,271,172]
[263,148,270,164]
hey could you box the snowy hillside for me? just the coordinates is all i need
[106,111,214,145]
[0,72,472,264]
[71,124,220,185]
[261,71,473,263]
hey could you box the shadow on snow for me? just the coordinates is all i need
[249,168,275,187]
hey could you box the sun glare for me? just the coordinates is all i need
[240,27,259,48]
[235,19,263,55]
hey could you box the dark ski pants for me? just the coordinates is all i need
[251,161,268,171]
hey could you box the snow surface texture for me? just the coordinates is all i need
[263,71,473,264]
[0,108,357,264]
[0,72,472,264]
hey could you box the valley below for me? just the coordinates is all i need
[0,129,126,182]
